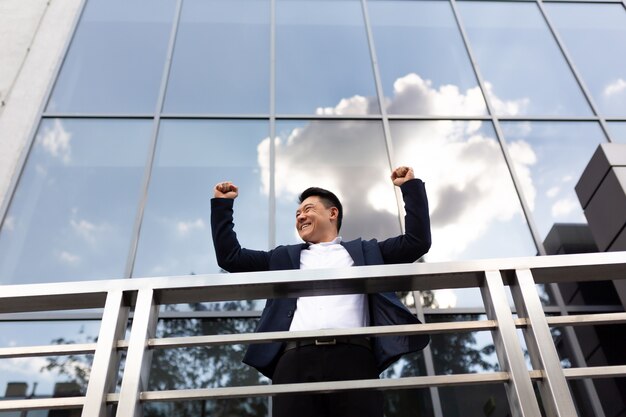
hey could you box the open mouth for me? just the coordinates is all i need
[300,223,311,231]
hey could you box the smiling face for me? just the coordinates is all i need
[295,196,339,243]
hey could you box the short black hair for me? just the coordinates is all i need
[298,187,343,232]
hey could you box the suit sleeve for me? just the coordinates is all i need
[211,198,271,272]
[378,178,431,264]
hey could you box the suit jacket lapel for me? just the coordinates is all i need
[341,239,364,266]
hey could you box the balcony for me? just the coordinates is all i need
[0,251,625,417]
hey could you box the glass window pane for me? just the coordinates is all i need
[390,120,536,262]
[276,0,379,115]
[457,1,591,116]
[0,321,99,401]
[163,0,270,114]
[608,122,626,144]
[275,120,398,244]
[46,0,176,114]
[132,120,269,278]
[368,0,487,116]
[546,3,626,117]
[0,119,153,284]
[500,122,607,243]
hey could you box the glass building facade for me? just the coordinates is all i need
[0,0,625,416]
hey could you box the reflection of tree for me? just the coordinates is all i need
[145,301,267,417]
[44,302,268,417]
[380,313,497,417]
[41,326,93,394]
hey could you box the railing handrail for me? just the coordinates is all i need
[1,251,625,314]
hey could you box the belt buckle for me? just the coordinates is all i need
[314,338,337,346]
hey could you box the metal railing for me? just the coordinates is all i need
[1,251,625,417]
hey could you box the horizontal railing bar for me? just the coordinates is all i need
[563,365,626,379]
[0,304,620,322]
[546,312,626,326]
[1,252,624,313]
[0,396,84,411]
[131,373,510,402]
[0,343,97,358]
[147,321,497,349]
[100,367,626,405]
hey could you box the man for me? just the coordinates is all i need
[211,166,431,417]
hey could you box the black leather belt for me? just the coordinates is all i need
[284,337,371,352]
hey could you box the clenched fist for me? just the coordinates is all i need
[391,166,415,187]
[214,181,239,199]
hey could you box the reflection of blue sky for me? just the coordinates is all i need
[0,321,99,398]
[369,0,487,116]
[457,1,591,116]
[0,119,152,284]
[163,0,270,114]
[608,122,626,144]
[276,0,379,115]
[133,120,269,278]
[46,0,176,114]
[500,122,607,239]
[546,3,626,117]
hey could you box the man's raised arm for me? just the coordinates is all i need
[211,181,271,272]
[378,166,431,264]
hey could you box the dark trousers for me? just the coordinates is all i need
[272,343,384,417]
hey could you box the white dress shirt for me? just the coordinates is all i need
[289,237,370,332]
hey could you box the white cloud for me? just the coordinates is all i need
[176,218,206,235]
[551,197,579,217]
[3,216,15,231]
[58,251,80,265]
[316,95,373,115]
[508,139,538,211]
[546,186,560,198]
[431,289,458,308]
[257,72,537,259]
[603,78,626,97]
[38,119,72,164]
[0,356,56,382]
[70,219,98,244]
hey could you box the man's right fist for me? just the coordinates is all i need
[214,181,239,199]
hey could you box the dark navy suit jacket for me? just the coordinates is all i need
[211,179,431,379]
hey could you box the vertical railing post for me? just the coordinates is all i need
[413,290,444,417]
[511,269,578,417]
[82,291,129,417]
[482,270,542,417]
[116,289,159,417]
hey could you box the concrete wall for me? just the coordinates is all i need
[0,0,82,212]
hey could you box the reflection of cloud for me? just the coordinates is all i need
[177,218,206,235]
[603,78,626,97]
[431,289,457,308]
[257,72,536,253]
[551,197,578,217]
[0,357,56,383]
[546,186,560,198]
[59,251,80,265]
[387,73,490,115]
[70,219,100,244]
[3,216,15,231]
[312,73,530,117]
[507,140,537,211]
[316,95,374,116]
[38,119,72,164]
